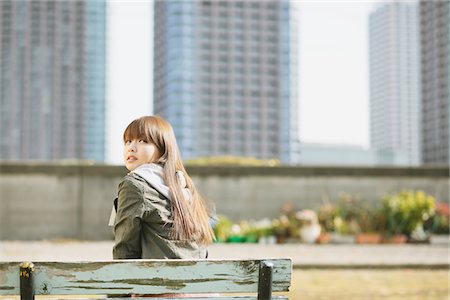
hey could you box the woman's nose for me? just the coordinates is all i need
[127,143,136,152]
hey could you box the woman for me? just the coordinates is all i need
[111,115,215,260]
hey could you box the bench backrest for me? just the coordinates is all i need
[0,259,292,299]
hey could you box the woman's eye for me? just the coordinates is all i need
[124,140,131,145]
[139,139,147,143]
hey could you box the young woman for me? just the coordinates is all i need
[111,115,215,259]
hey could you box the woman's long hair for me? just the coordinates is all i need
[123,115,215,244]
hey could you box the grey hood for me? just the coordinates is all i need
[133,163,192,202]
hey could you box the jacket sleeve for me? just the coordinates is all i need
[113,177,144,259]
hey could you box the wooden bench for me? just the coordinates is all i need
[0,258,292,299]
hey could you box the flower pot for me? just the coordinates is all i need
[383,234,407,244]
[356,233,382,244]
[316,232,332,244]
[300,224,321,244]
[227,236,246,243]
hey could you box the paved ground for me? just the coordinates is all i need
[0,238,448,268]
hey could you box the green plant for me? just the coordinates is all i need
[213,216,277,243]
[353,201,385,234]
[317,203,336,232]
[425,201,450,234]
[320,195,386,235]
[213,215,234,242]
[382,190,436,236]
[272,215,291,242]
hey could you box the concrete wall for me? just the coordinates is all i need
[0,163,448,240]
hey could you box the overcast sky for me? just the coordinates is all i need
[107,0,379,164]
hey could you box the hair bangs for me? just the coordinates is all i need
[123,118,150,143]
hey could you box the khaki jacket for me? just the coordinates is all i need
[112,166,207,259]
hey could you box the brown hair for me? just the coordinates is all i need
[123,115,215,244]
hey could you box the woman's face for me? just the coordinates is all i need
[123,138,159,171]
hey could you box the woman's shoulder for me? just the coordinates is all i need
[119,173,146,192]
[120,172,162,198]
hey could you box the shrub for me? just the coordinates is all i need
[382,190,436,236]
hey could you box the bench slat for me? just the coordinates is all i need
[0,259,291,295]
[109,297,289,300]
[0,262,18,294]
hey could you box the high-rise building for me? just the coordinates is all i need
[419,0,449,165]
[153,0,300,164]
[369,2,421,166]
[0,0,107,161]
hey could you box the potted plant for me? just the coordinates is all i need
[253,218,276,244]
[316,203,335,244]
[382,190,436,242]
[353,200,384,244]
[227,223,246,243]
[213,215,234,242]
[332,195,383,244]
[329,195,362,243]
[425,201,449,235]
[273,202,302,243]
[272,215,290,244]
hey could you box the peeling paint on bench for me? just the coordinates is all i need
[0,259,292,299]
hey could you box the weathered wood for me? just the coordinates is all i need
[108,297,289,300]
[106,296,289,300]
[0,259,292,296]
[0,262,19,293]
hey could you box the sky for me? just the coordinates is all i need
[298,1,375,147]
[108,1,152,164]
[107,0,379,164]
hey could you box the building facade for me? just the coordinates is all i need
[369,2,421,166]
[419,0,450,165]
[154,0,300,164]
[298,143,408,166]
[0,0,107,161]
